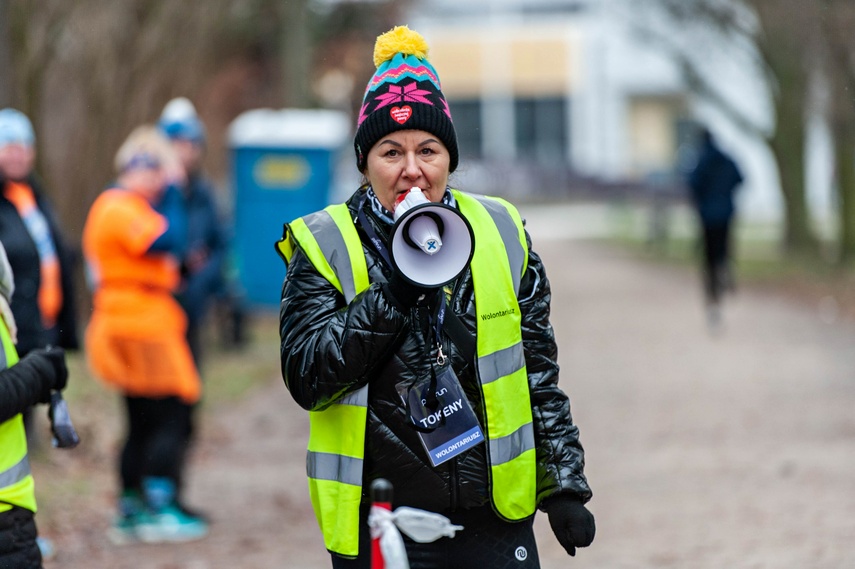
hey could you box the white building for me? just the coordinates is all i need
[407,0,829,224]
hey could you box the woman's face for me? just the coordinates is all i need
[0,143,35,181]
[364,129,450,212]
[119,156,166,202]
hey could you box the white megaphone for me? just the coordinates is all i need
[389,187,475,287]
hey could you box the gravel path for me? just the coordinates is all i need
[39,230,855,568]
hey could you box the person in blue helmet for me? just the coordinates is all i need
[157,98,236,523]
[157,98,228,365]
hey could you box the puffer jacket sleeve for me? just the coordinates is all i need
[0,350,60,424]
[519,231,593,506]
[279,245,410,411]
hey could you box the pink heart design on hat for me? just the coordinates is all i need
[390,106,412,124]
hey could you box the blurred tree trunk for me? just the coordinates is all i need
[281,0,311,107]
[5,1,75,184]
[820,0,855,265]
[747,0,819,255]
[639,0,819,256]
[0,0,391,238]
[0,0,12,106]
[756,29,813,255]
[831,106,855,265]
[2,0,277,236]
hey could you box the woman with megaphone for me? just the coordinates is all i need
[277,25,595,569]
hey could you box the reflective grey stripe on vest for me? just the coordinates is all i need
[489,423,535,466]
[0,455,30,488]
[304,211,368,486]
[339,385,368,407]
[304,209,367,408]
[471,195,525,295]
[307,451,362,486]
[0,340,6,371]
[478,342,525,385]
[304,210,360,302]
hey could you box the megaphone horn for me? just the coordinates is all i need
[390,188,475,288]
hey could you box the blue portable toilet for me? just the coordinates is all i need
[228,108,351,308]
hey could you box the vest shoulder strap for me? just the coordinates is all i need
[453,190,528,295]
[275,204,369,302]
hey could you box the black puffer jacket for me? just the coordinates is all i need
[0,174,80,356]
[279,188,591,515]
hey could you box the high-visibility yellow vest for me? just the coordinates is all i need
[0,318,36,514]
[277,190,535,557]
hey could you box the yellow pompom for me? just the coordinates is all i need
[373,25,429,68]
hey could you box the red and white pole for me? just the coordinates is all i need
[370,478,394,569]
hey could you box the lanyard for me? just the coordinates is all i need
[358,194,450,360]
[431,294,448,366]
[357,195,393,269]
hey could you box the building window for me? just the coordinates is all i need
[514,97,568,164]
[449,99,482,159]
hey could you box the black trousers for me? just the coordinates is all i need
[120,396,193,492]
[331,505,541,569]
[701,220,731,303]
[0,506,42,569]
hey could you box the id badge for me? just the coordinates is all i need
[398,366,484,467]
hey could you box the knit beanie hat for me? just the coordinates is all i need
[0,108,35,146]
[354,26,458,173]
[158,97,205,143]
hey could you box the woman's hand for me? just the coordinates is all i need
[544,495,596,556]
[381,272,439,311]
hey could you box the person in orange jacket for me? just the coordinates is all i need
[82,125,207,545]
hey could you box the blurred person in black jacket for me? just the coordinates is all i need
[157,98,227,366]
[0,107,80,563]
[0,109,79,360]
[687,128,744,328]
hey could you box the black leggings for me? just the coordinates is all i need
[701,221,731,303]
[331,505,541,569]
[120,396,193,492]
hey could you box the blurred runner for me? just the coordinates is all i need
[686,127,744,330]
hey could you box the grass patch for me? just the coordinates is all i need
[198,311,282,404]
[602,203,855,321]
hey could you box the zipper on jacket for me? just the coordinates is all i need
[447,273,466,512]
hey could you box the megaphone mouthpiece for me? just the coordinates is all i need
[394,187,429,221]
[404,213,443,255]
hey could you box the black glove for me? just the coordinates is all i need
[382,272,438,311]
[544,495,596,557]
[27,346,69,395]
